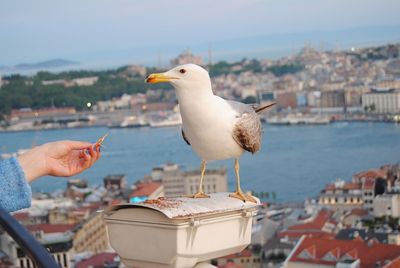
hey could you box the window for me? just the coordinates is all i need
[322,252,338,261]
[298,249,313,259]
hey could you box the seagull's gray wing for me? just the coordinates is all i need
[181,129,190,146]
[227,100,262,154]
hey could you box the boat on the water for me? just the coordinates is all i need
[266,113,332,125]
[149,112,182,128]
[108,115,149,128]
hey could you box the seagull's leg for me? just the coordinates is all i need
[229,158,257,203]
[192,160,210,198]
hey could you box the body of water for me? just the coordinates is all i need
[1,122,399,202]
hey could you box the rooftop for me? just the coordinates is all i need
[130,182,162,198]
[75,252,118,268]
[278,210,334,240]
[288,236,400,267]
[27,224,76,234]
[324,182,361,191]
[354,169,387,181]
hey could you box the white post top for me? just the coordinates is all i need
[105,192,260,219]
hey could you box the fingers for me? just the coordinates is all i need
[79,145,101,168]
[64,140,93,150]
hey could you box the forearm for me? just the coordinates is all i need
[0,157,32,212]
[17,146,47,182]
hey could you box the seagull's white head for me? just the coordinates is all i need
[145,64,212,94]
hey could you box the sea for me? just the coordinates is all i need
[1,122,399,202]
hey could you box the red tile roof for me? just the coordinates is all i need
[324,182,360,191]
[278,210,335,240]
[363,178,375,190]
[325,184,336,191]
[348,208,369,217]
[12,212,29,221]
[27,224,76,234]
[288,236,400,268]
[76,252,118,268]
[289,210,333,231]
[343,183,361,190]
[130,182,162,198]
[279,231,334,240]
[110,199,122,206]
[384,256,400,268]
[354,169,386,182]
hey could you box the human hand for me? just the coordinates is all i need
[18,140,102,182]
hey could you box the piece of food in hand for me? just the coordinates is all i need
[94,133,109,148]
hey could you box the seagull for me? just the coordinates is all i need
[146,64,275,202]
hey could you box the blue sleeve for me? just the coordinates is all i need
[0,157,32,212]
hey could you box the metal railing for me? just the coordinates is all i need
[0,206,60,268]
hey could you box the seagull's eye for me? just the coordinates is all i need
[179,69,186,74]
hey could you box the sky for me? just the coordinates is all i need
[1,0,400,67]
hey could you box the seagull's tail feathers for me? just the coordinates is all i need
[254,102,276,113]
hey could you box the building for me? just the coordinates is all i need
[374,79,400,90]
[75,252,120,268]
[353,168,387,184]
[262,237,293,265]
[344,90,362,107]
[320,90,346,108]
[257,90,276,106]
[42,79,66,86]
[214,248,261,268]
[149,163,227,197]
[70,76,98,87]
[129,181,164,202]
[362,89,400,114]
[278,210,336,242]
[42,77,98,87]
[283,236,400,268]
[336,228,388,244]
[182,167,228,197]
[0,224,76,268]
[72,211,110,254]
[170,49,203,66]
[342,208,369,227]
[318,180,363,212]
[352,168,388,212]
[104,174,127,191]
[64,179,89,202]
[125,64,147,77]
[9,107,76,120]
[276,92,297,109]
[373,193,400,218]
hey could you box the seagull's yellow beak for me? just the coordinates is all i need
[145,73,178,84]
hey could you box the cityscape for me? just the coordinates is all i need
[0,42,399,267]
[1,1,400,267]
[1,43,400,132]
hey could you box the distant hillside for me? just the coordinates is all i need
[0,59,79,72]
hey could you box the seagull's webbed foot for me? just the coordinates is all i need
[190,191,210,198]
[229,191,257,203]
